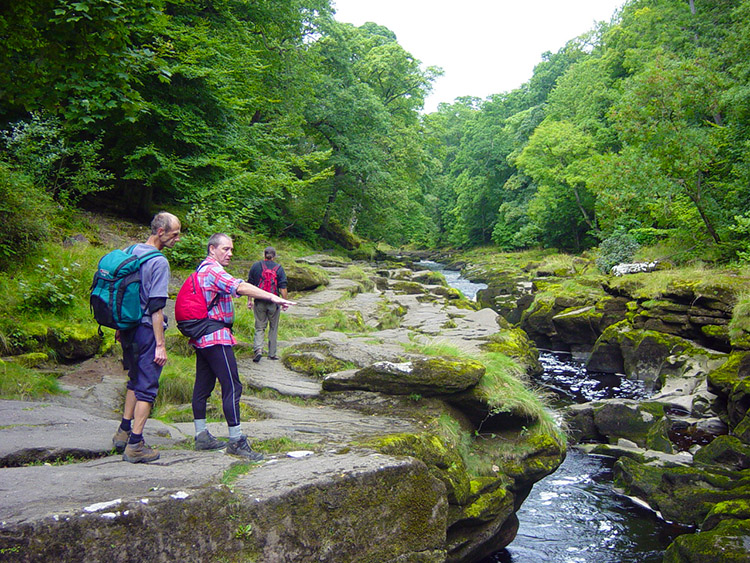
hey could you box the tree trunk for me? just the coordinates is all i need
[321,166,343,227]
[571,184,598,234]
[688,175,721,243]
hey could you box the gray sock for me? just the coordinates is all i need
[228,425,242,441]
[194,419,207,436]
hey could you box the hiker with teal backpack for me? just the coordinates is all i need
[247,246,288,363]
[92,212,181,463]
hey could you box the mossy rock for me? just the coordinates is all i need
[614,456,736,526]
[519,296,558,346]
[707,351,750,398]
[431,285,462,300]
[479,328,542,376]
[693,436,750,471]
[391,280,427,295]
[411,270,448,286]
[317,219,361,250]
[592,400,664,448]
[366,432,472,505]
[47,324,103,361]
[589,323,721,383]
[282,351,346,377]
[284,263,330,292]
[645,416,674,454]
[455,483,514,525]
[323,357,485,396]
[487,431,567,487]
[551,306,602,346]
[7,352,49,368]
[703,499,750,531]
[733,413,750,445]
[729,377,750,430]
[663,518,750,563]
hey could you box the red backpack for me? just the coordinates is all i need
[174,264,229,338]
[258,262,280,295]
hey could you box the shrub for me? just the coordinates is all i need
[0,162,53,266]
[17,259,80,313]
[596,230,640,274]
[0,113,111,205]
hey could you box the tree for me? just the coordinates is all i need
[610,52,727,243]
[516,118,599,249]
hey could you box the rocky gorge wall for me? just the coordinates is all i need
[453,254,750,562]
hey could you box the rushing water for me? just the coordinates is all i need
[418,260,487,300]
[420,260,685,562]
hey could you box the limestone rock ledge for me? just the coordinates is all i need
[0,450,448,563]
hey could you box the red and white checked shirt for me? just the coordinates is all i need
[190,257,242,348]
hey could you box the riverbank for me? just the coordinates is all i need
[0,253,564,562]
[433,249,750,563]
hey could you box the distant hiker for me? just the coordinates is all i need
[111,211,181,463]
[247,246,288,363]
[189,234,295,459]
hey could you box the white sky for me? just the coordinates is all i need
[332,0,626,112]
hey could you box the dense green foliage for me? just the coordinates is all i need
[2,0,750,264]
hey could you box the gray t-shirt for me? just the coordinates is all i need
[129,243,170,327]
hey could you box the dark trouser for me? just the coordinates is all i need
[192,345,242,427]
[121,323,162,403]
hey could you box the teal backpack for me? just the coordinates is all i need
[90,245,163,333]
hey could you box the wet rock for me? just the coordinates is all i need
[591,400,664,448]
[613,456,736,526]
[663,518,750,563]
[692,435,750,471]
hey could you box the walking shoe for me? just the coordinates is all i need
[253,352,262,363]
[268,356,278,360]
[226,436,263,461]
[112,427,130,454]
[195,429,227,451]
[123,440,160,463]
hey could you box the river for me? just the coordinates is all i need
[417,260,686,563]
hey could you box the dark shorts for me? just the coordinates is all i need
[121,323,162,403]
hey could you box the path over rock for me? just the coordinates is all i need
[0,255,546,563]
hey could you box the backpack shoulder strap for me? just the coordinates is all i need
[137,250,163,266]
[195,261,222,310]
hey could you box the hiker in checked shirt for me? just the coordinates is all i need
[189,233,294,460]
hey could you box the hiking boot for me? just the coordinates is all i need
[112,427,130,454]
[268,355,278,360]
[123,440,160,463]
[253,352,262,363]
[195,429,226,451]
[226,436,263,461]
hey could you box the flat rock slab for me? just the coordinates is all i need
[235,450,422,499]
[239,357,323,397]
[0,400,186,466]
[236,397,418,444]
[0,449,236,524]
[289,278,363,309]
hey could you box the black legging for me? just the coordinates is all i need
[192,345,242,427]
